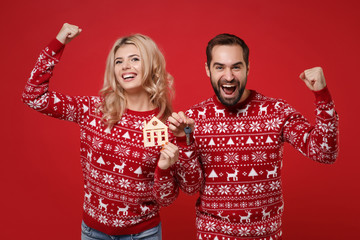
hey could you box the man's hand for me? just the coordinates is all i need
[56,23,82,45]
[299,67,326,91]
[168,111,195,137]
[158,143,179,170]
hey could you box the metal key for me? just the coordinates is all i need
[184,126,192,145]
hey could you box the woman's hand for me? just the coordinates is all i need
[158,142,179,170]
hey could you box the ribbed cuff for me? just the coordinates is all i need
[155,165,172,178]
[47,38,65,58]
[313,86,332,103]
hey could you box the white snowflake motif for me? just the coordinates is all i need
[205,222,216,231]
[233,122,245,132]
[45,60,55,69]
[214,156,222,162]
[255,225,266,236]
[286,131,298,144]
[118,178,130,189]
[142,152,157,165]
[104,144,112,151]
[252,183,265,193]
[240,202,248,208]
[255,200,261,206]
[88,207,96,217]
[284,106,295,115]
[221,225,233,234]
[224,152,239,164]
[103,174,114,184]
[91,97,101,105]
[265,118,281,131]
[249,121,261,132]
[114,145,130,156]
[189,159,198,169]
[202,123,213,133]
[217,122,229,133]
[239,227,250,236]
[92,137,103,150]
[204,186,214,195]
[133,120,144,130]
[235,185,248,195]
[218,185,231,195]
[27,95,47,109]
[269,180,281,191]
[91,169,99,179]
[201,153,212,165]
[65,104,76,121]
[119,118,128,126]
[160,181,173,191]
[25,85,33,92]
[225,202,232,208]
[251,151,267,162]
[270,222,279,232]
[132,151,140,158]
[212,203,219,209]
[242,155,249,161]
[136,182,147,191]
[319,122,336,133]
[113,219,125,227]
[269,153,277,159]
[98,215,108,224]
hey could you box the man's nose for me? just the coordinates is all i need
[224,68,234,81]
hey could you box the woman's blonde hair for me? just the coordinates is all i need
[99,34,174,128]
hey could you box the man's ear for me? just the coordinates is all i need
[246,62,250,76]
[205,62,210,77]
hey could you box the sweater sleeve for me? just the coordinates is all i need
[152,165,179,207]
[21,39,84,123]
[174,135,203,195]
[281,86,339,163]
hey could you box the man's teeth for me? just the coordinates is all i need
[222,85,235,88]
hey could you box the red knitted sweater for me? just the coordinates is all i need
[182,89,338,240]
[21,39,196,235]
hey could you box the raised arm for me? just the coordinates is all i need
[22,23,86,123]
[282,67,339,163]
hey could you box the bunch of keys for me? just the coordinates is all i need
[184,125,192,145]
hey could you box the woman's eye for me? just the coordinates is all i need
[131,57,140,62]
[115,60,122,64]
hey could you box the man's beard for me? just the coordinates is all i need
[210,75,247,106]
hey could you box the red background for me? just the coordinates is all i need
[1,0,359,239]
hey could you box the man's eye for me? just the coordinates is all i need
[215,66,223,70]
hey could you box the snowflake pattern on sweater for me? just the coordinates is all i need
[21,39,189,235]
[183,90,338,240]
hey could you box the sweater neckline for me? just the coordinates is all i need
[125,108,159,117]
[212,89,256,111]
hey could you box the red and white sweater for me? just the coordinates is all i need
[21,39,195,235]
[183,90,338,240]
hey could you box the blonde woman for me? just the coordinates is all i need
[22,23,184,240]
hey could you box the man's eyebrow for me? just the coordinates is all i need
[212,61,244,66]
[232,61,244,66]
[213,62,224,66]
